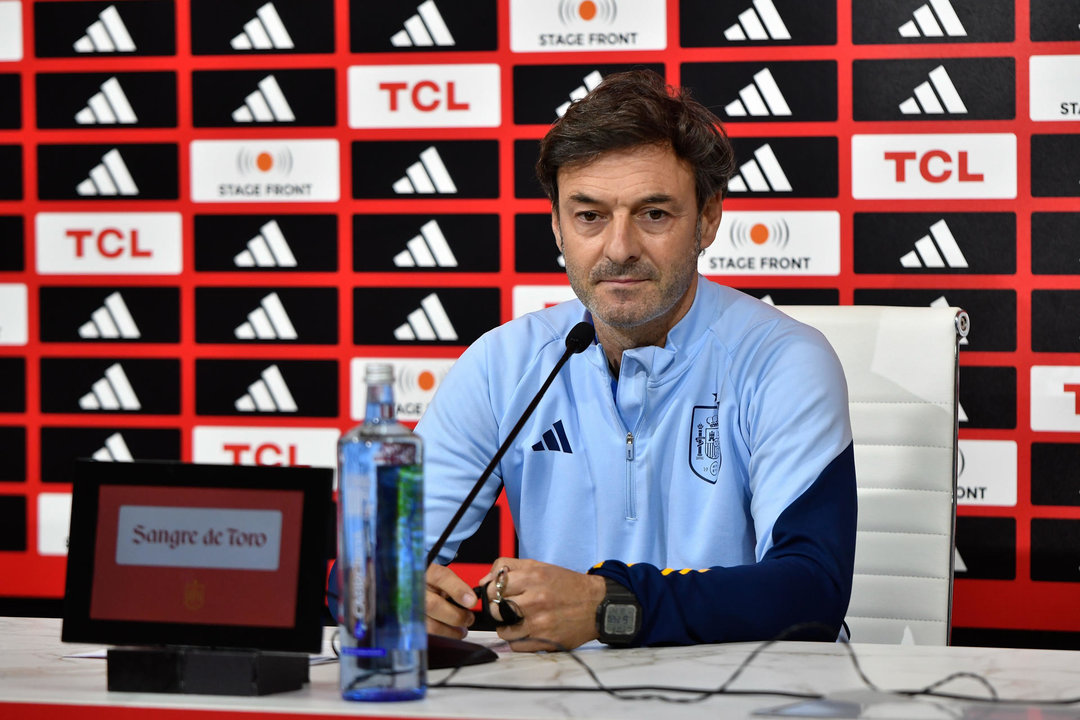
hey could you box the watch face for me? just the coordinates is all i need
[603,605,638,636]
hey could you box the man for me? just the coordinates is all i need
[420,70,856,652]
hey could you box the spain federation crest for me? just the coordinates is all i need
[689,405,721,483]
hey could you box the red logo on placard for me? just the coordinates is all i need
[67,228,152,259]
[882,150,984,184]
[378,81,470,112]
[1063,384,1080,414]
[221,443,310,467]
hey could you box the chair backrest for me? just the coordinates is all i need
[778,305,967,645]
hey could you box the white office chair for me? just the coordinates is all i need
[779,305,968,645]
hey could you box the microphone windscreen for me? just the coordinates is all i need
[565,321,594,354]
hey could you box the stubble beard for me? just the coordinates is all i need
[563,219,703,331]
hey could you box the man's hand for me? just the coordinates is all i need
[426,564,477,639]
[479,557,607,652]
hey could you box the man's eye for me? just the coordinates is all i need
[578,211,599,222]
[644,209,667,220]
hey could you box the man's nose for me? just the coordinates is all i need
[604,215,642,263]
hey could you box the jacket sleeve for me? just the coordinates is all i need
[590,441,857,645]
[415,333,505,565]
[591,320,858,645]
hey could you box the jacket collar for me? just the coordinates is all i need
[578,275,718,378]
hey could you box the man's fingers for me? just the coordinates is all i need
[425,589,475,625]
[425,564,478,632]
[427,564,478,608]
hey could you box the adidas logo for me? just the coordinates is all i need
[899,65,967,115]
[234,219,297,267]
[76,148,139,197]
[74,5,136,53]
[556,70,603,117]
[930,295,969,344]
[394,293,458,341]
[391,1,455,47]
[75,77,137,125]
[92,432,134,461]
[232,75,295,123]
[394,219,458,267]
[724,0,791,41]
[234,292,297,340]
[727,144,792,193]
[725,68,791,117]
[79,362,141,411]
[899,219,969,269]
[235,364,297,412]
[392,146,457,194]
[531,419,573,454]
[230,2,294,50]
[79,291,140,339]
[898,0,966,38]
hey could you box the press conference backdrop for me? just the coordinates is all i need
[0,0,1077,648]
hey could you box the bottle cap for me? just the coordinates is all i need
[364,363,394,385]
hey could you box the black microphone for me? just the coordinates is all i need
[425,320,594,567]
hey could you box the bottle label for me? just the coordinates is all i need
[374,442,417,466]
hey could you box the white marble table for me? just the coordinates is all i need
[2,617,1080,719]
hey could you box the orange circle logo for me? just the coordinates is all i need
[750,223,770,245]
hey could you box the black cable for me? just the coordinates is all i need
[428,623,1080,707]
[430,634,824,704]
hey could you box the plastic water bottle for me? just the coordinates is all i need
[337,363,426,701]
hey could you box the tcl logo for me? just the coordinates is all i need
[36,212,182,274]
[221,443,308,466]
[379,81,469,112]
[349,64,500,128]
[193,426,339,482]
[853,134,1016,200]
[68,228,153,258]
[883,151,983,183]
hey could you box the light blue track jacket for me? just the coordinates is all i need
[417,276,858,645]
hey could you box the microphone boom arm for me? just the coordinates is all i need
[425,322,592,567]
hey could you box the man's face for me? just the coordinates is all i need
[552,144,722,335]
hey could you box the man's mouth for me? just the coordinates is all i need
[597,276,650,284]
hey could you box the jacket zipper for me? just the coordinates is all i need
[625,431,636,520]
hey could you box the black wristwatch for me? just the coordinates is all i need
[595,577,642,646]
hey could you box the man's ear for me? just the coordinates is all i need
[698,193,723,251]
[551,208,563,251]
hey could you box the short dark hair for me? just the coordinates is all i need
[536,69,736,213]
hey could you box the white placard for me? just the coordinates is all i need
[190,139,340,203]
[1030,56,1080,121]
[115,506,282,570]
[511,0,666,52]
[35,212,182,275]
[0,2,22,61]
[1031,366,1080,432]
[0,284,27,345]
[852,134,1016,199]
[702,211,840,276]
[956,440,1017,507]
[512,284,577,318]
[349,64,500,128]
